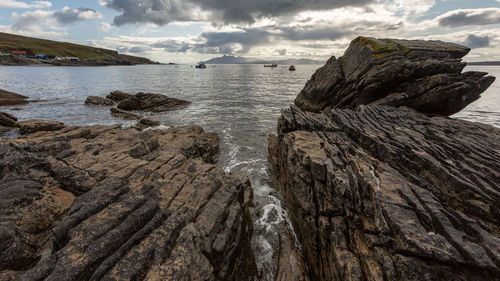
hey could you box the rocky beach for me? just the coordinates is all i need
[0,36,499,281]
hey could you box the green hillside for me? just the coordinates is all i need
[0,32,154,64]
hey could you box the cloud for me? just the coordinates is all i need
[10,7,102,37]
[0,0,51,9]
[98,22,111,32]
[52,7,102,24]
[100,0,375,26]
[464,34,491,49]
[437,8,500,27]
[276,48,287,55]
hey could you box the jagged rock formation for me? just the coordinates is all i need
[0,112,17,134]
[117,92,190,113]
[107,90,134,102]
[295,37,495,116]
[269,105,500,281]
[0,89,28,106]
[0,125,257,280]
[85,96,116,106]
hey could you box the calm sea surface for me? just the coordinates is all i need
[0,64,498,279]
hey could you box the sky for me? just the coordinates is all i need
[0,0,499,63]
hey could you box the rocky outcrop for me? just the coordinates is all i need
[85,96,116,106]
[18,120,65,135]
[110,108,141,120]
[117,92,191,113]
[107,90,134,102]
[0,89,29,106]
[270,105,500,281]
[0,112,17,135]
[0,124,257,280]
[271,37,500,281]
[135,118,161,130]
[295,37,495,116]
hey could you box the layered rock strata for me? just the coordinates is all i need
[270,105,500,281]
[295,37,495,116]
[0,124,257,280]
[271,37,500,281]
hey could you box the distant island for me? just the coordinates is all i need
[201,55,324,65]
[0,32,157,66]
[467,61,500,66]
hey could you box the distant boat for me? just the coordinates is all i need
[264,64,277,67]
[289,65,296,71]
[195,63,207,69]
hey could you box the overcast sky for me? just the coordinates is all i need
[0,0,499,63]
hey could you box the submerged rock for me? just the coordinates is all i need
[18,119,65,135]
[0,124,257,280]
[295,37,495,116]
[0,89,29,106]
[85,96,115,106]
[107,90,134,102]
[117,92,191,112]
[270,105,500,281]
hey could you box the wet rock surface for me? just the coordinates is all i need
[0,112,17,134]
[110,107,141,120]
[117,92,191,113]
[270,105,500,281]
[18,120,65,135]
[106,90,134,102]
[0,124,257,280]
[85,96,116,106]
[295,37,495,116]
[0,89,29,106]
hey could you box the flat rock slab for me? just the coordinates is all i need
[0,124,257,280]
[117,92,191,113]
[0,89,28,106]
[85,96,116,106]
[18,119,65,135]
[110,107,142,120]
[295,37,495,116]
[270,105,500,281]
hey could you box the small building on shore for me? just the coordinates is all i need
[11,50,27,57]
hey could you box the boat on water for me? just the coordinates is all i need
[195,63,207,69]
[264,64,278,67]
[289,65,296,71]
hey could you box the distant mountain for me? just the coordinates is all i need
[201,55,324,65]
[467,61,500,66]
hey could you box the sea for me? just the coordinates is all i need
[1,64,499,279]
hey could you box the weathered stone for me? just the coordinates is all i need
[0,112,17,127]
[295,37,495,116]
[270,105,500,281]
[0,124,257,281]
[0,89,28,106]
[118,92,190,112]
[135,118,162,130]
[106,90,134,102]
[110,107,141,120]
[18,120,65,135]
[85,96,115,106]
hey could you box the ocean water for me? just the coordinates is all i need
[0,64,499,279]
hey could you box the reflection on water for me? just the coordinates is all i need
[0,64,499,279]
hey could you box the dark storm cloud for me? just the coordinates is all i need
[464,34,491,49]
[100,0,375,25]
[438,8,500,27]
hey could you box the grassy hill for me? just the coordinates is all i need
[0,32,155,65]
